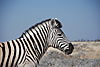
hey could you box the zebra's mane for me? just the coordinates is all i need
[19,18,62,38]
[29,18,51,29]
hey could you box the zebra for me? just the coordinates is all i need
[0,18,74,67]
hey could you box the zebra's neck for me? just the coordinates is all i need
[19,21,51,63]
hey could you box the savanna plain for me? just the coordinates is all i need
[38,41,100,67]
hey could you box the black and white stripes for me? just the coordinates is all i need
[0,18,74,67]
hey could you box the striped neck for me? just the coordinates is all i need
[19,19,52,62]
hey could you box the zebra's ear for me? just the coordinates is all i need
[51,18,62,28]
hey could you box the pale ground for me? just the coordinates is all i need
[72,42,100,59]
[38,42,100,67]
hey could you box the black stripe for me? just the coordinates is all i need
[17,39,26,64]
[29,29,41,55]
[23,33,36,62]
[37,26,45,47]
[41,26,47,39]
[34,28,43,52]
[37,26,45,43]
[26,55,35,64]
[57,39,64,47]
[26,31,39,58]
[36,26,47,53]
[42,25,47,38]
[15,39,21,66]
[0,43,5,67]
[45,21,50,50]
[30,29,42,55]
[44,22,49,33]
[11,40,16,67]
[42,24,47,34]
[44,22,48,30]
[5,42,11,67]
[38,24,49,53]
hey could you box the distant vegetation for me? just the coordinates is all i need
[73,39,100,42]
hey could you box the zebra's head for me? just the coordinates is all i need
[47,18,74,55]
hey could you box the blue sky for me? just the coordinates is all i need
[0,0,100,42]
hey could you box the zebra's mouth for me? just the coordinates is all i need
[65,49,73,55]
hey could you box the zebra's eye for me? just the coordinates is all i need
[57,33,62,36]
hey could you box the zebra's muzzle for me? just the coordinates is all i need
[65,43,74,55]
